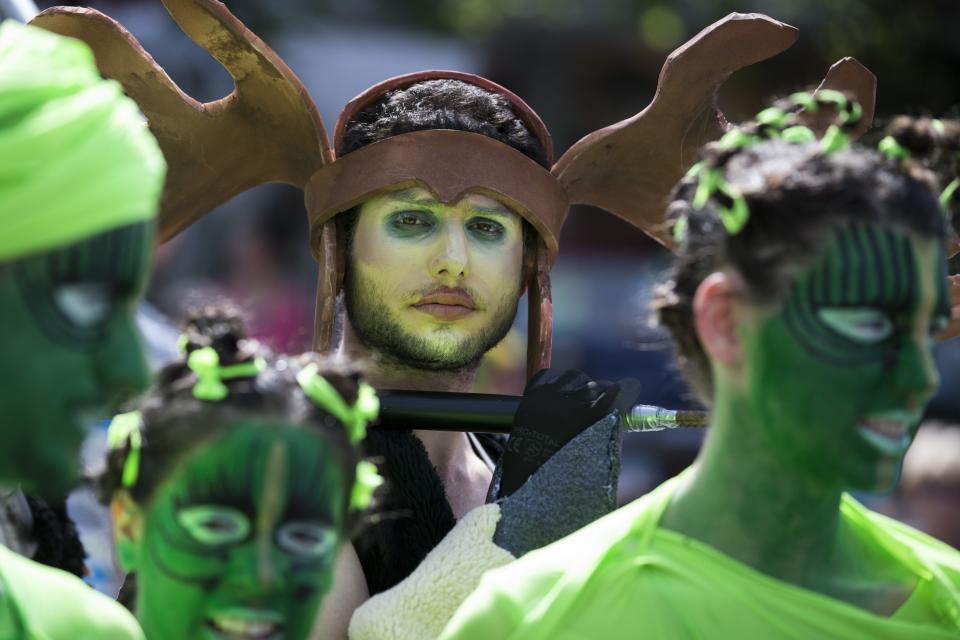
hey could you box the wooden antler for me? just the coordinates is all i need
[810,57,876,140]
[551,13,875,252]
[31,0,329,242]
[552,14,799,247]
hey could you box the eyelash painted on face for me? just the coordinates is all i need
[817,307,895,344]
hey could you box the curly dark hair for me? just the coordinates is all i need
[340,78,548,167]
[655,112,955,403]
[99,307,364,524]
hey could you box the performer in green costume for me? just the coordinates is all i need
[24,4,883,637]
[440,103,960,639]
[0,19,164,639]
[101,310,382,640]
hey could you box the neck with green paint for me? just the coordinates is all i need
[661,222,950,592]
[663,389,844,582]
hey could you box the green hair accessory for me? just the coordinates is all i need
[107,411,144,488]
[677,92,864,242]
[808,89,861,127]
[781,126,817,144]
[186,346,266,402]
[940,178,959,210]
[820,125,851,155]
[718,128,762,151]
[690,164,749,235]
[296,363,380,444]
[672,216,688,244]
[351,461,385,511]
[755,107,789,130]
[789,91,818,113]
[296,363,384,511]
[878,135,910,161]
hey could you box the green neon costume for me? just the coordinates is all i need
[441,472,960,640]
[0,21,163,261]
[0,545,144,638]
[0,19,164,640]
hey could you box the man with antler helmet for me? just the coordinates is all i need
[30,2,877,638]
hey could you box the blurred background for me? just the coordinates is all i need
[23,0,960,569]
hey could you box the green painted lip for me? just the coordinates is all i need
[206,607,285,624]
[855,412,915,457]
[205,608,285,640]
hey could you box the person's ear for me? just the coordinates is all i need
[111,491,144,572]
[693,271,748,370]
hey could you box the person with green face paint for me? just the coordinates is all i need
[440,103,960,639]
[0,18,164,640]
[25,4,883,637]
[101,309,381,640]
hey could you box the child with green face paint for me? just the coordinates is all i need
[0,18,164,640]
[101,309,380,640]
[440,104,960,639]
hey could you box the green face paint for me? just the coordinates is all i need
[133,422,346,640]
[0,222,152,498]
[740,222,951,492]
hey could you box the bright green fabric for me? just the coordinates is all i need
[441,474,960,640]
[0,20,165,262]
[0,544,144,639]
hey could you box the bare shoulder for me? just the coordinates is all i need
[309,542,370,640]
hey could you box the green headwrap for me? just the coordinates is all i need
[0,20,166,261]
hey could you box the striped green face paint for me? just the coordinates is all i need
[740,223,951,492]
[0,222,152,498]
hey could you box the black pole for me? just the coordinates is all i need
[375,390,519,433]
[373,390,709,434]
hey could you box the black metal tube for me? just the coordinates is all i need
[375,390,520,433]
[374,390,709,434]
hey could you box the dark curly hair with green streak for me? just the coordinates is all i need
[98,307,364,522]
[655,105,956,403]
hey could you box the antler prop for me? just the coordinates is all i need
[30,5,879,376]
[552,13,876,248]
[31,0,329,242]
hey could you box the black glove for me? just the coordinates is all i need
[497,369,640,498]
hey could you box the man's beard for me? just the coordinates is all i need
[345,267,521,372]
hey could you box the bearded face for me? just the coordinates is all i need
[345,186,524,371]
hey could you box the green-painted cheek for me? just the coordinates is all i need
[133,425,345,640]
[743,315,895,490]
[0,225,152,497]
[736,226,945,493]
[0,277,105,496]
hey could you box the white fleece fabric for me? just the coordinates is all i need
[348,503,515,640]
